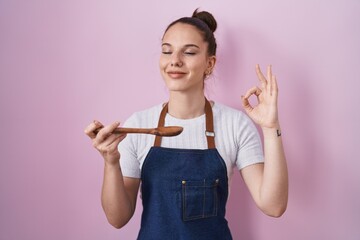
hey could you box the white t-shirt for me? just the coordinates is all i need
[118,102,264,182]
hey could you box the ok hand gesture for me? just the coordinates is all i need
[241,64,280,129]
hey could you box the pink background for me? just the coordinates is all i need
[1,0,359,239]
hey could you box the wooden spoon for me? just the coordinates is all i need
[93,126,183,137]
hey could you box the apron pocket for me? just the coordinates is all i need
[181,179,219,221]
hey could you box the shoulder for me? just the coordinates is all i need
[212,101,259,140]
[213,101,250,123]
[123,104,163,128]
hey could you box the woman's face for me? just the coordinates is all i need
[159,23,215,94]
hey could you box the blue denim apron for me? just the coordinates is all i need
[137,99,232,240]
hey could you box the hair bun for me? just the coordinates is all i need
[192,9,217,33]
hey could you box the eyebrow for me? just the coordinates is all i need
[161,43,200,49]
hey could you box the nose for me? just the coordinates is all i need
[170,52,183,67]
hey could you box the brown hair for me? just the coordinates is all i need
[163,9,217,56]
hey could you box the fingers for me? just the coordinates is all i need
[108,133,127,151]
[267,65,272,94]
[267,65,272,82]
[96,132,127,153]
[272,75,279,98]
[244,86,262,99]
[93,121,120,144]
[256,64,267,89]
[241,95,253,113]
[84,120,104,139]
[241,86,262,113]
[256,64,275,93]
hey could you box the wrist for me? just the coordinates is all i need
[104,160,121,169]
[261,124,282,137]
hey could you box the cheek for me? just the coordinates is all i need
[159,57,167,71]
[159,59,167,80]
[191,61,207,75]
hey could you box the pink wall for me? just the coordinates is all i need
[1,0,359,239]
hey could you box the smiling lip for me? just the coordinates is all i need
[167,71,186,79]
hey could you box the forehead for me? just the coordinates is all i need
[162,23,205,46]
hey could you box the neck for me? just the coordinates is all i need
[168,91,206,119]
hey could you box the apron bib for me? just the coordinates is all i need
[137,99,232,240]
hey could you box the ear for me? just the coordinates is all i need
[206,55,216,74]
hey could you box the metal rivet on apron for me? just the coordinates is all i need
[182,180,186,185]
[205,131,215,137]
[215,179,219,185]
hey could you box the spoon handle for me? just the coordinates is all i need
[93,127,154,135]
[114,127,155,134]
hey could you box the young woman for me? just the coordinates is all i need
[85,9,288,240]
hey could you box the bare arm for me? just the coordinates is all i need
[240,65,288,217]
[102,163,140,228]
[85,120,140,228]
[240,126,288,217]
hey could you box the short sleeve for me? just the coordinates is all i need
[118,115,141,178]
[235,113,264,170]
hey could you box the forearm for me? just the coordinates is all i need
[101,161,134,228]
[259,124,288,216]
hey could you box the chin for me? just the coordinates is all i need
[164,79,187,90]
[165,85,187,92]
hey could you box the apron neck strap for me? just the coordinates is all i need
[154,98,216,149]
